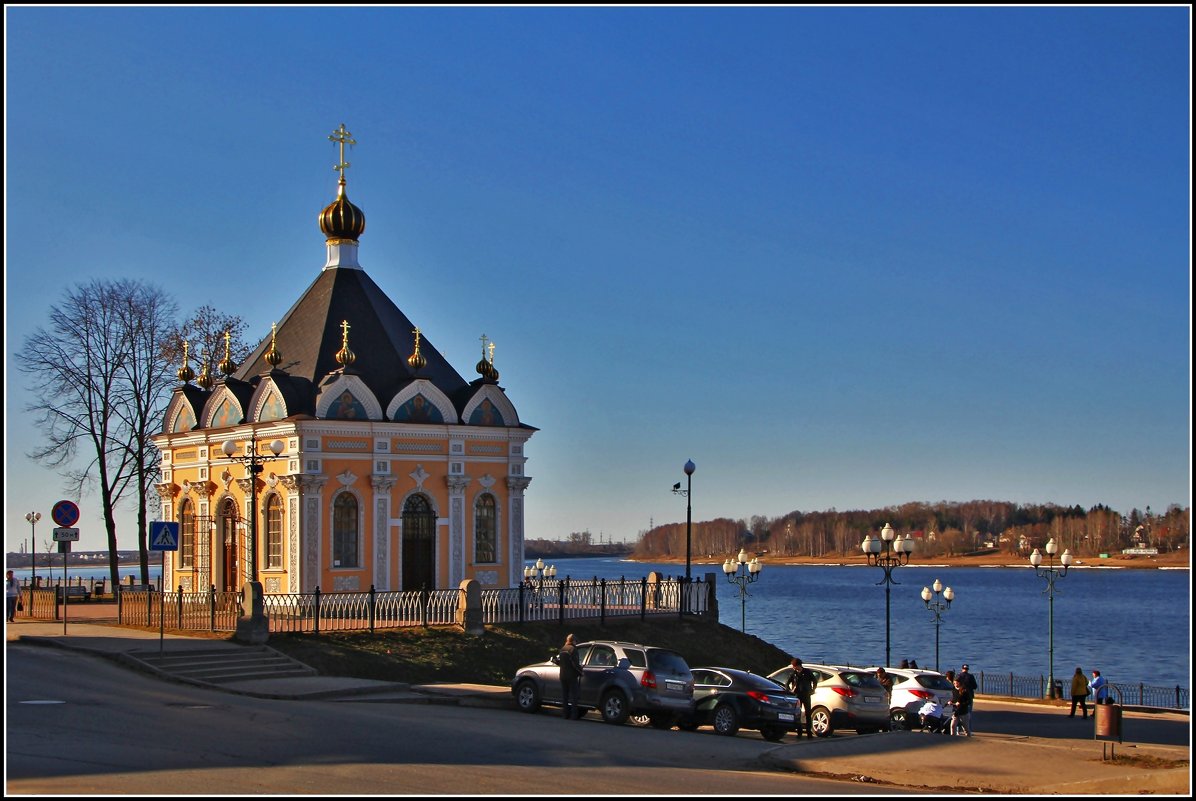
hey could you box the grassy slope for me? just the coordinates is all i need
[266,618,793,686]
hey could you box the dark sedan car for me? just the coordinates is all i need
[679,667,800,741]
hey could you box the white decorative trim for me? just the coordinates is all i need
[461,384,519,427]
[336,469,358,487]
[410,464,429,491]
[315,374,384,421]
[385,379,459,424]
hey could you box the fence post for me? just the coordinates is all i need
[518,580,526,624]
[314,586,322,635]
[599,577,606,625]
[117,586,123,625]
[421,586,430,628]
[558,577,566,626]
[369,584,376,634]
[177,585,184,629]
[148,586,154,628]
[209,584,216,632]
[640,577,647,620]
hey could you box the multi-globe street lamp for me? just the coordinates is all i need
[25,511,41,614]
[722,547,763,633]
[1030,538,1072,699]
[862,522,914,667]
[920,579,955,672]
[221,436,286,585]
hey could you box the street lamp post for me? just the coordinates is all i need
[722,548,763,633]
[523,558,556,614]
[25,511,41,615]
[221,436,285,584]
[221,435,284,644]
[671,460,696,581]
[920,579,955,672]
[862,522,914,667]
[1030,538,1072,699]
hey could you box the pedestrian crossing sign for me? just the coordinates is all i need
[149,521,180,551]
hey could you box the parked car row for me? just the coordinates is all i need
[511,639,955,740]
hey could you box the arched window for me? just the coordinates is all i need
[179,499,195,568]
[266,495,283,569]
[333,493,359,568]
[474,494,497,564]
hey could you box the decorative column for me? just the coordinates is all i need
[507,476,532,587]
[297,474,327,592]
[280,475,303,594]
[446,475,472,586]
[371,474,397,591]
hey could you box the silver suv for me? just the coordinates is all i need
[768,663,890,737]
[870,666,956,729]
[512,640,694,726]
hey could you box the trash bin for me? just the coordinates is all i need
[1094,702,1122,740]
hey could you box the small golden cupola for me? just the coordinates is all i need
[335,319,357,368]
[320,123,366,270]
[177,340,196,384]
[407,326,427,372]
[265,322,283,368]
[475,334,499,382]
[218,330,238,377]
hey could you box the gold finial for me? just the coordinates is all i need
[476,333,498,381]
[335,319,356,367]
[177,340,195,383]
[197,347,214,390]
[407,326,427,371]
[329,123,356,187]
[218,330,236,376]
[265,322,282,367]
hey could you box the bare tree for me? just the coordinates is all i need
[161,304,251,380]
[21,279,178,589]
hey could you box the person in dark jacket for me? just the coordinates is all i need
[1069,667,1090,718]
[786,658,819,738]
[557,633,583,719]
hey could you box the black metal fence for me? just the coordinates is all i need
[113,575,710,635]
[975,670,1189,711]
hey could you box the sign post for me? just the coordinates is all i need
[149,522,179,655]
[52,523,80,635]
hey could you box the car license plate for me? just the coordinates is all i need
[864,696,881,704]
[778,713,794,722]
[666,680,685,692]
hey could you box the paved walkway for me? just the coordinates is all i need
[6,611,1190,795]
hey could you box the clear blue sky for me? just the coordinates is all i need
[5,6,1191,553]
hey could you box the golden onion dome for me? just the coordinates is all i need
[319,179,366,242]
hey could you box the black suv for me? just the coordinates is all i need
[512,640,694,726]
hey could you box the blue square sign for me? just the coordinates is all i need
[149,521,180,551]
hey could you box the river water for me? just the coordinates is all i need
[16,557,1189,694]
[536,556,1191,694]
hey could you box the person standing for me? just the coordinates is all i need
[1089,669,1110,705]
[557,633,583,720]
[5,570,19,623]
[1069,667,1090,718]
[949,677,973,736]
[959,663,978,693]
[786,658,819,739]
[876,667,894,700]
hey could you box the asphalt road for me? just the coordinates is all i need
[6,643,893,796]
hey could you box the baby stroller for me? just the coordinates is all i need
[918,700,950,733]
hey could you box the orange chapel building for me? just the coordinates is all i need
[152,126,536,597]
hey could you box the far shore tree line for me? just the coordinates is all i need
[632,501,1190,562]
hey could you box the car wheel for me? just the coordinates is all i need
[712,704,740,736]
[890,708,912,731]
[810,706,833,737]
[649,713,674,730]
[515,680,541,713]
[600,690,630,725]
[629,713,651,727]
[761,726,787,742]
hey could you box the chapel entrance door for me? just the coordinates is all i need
[219,498,240,592]
[401,494,436,591]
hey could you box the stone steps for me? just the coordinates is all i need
[127,645,317,684]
